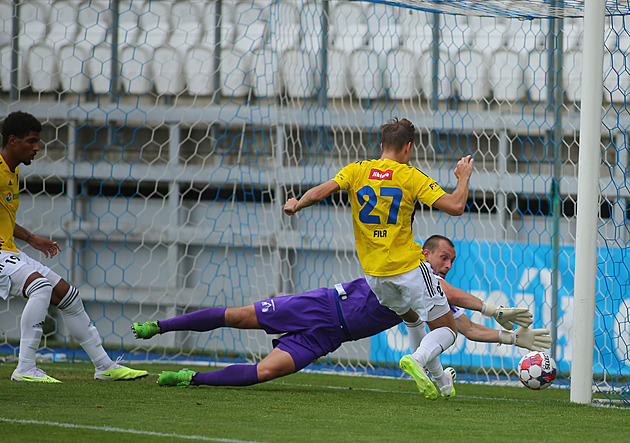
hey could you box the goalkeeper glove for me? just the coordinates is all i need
[481,301,533,330]
[498,326,553,351]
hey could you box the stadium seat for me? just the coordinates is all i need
[349,49,384,100]
[233,1,269,53]
[0,0,12,48]
[137,0,171,50]
[488,47,526,102]
[200,1,235,50]
[44,0,79,50]
[151,45,186,96]
[27,43,60,92]
[269,1,300,53]
[87,42,115,95]
[58,43,91,93]
[300,2,323,53]
[252,46,280,98]
[454,46,489,101]
[468,16,508,57]
[117,0,142,47]
[365,2,401,53]
[603,48,630,104]
[220,48,254,98]
[399,8,431,56]
[524,38,550,103]
[184,45,214,96]
[439,14,468,54]
[120,45,153,95]
[0,44,26,92]
[15,0,50,51]
[326,48,350,99]
[280,48,319,98]
[419,47,454,100]
[384,48,420,100]
[331,3,367,54]
[563,18,583,51]
[168,1,203,53]
[563,47,582,102]
[75,0,113,48]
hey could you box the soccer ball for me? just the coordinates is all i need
[518,351,557,390]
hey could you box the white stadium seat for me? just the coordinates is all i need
[252,46,280,98]
[385,48,420,100]
[185,45,214,96]
[489,47,527,102]
[455,47,489,101]
[151,45,186,96]
[349,49,384,100]
[326,48,350,99]
[58,43,91,93]
[269,1,300,54]
[280,48,319,98]
[120,45,153,95]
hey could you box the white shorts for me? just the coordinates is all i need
[365,262,450,322]
[0,250,62,300]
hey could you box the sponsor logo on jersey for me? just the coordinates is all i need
[261,300,275,313]
[369,169,393,180]
[428,182,439,190]
[5,191,12,203]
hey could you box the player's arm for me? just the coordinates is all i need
[14,223,61,258]
[440,279,533,329]
[284,180,340,215]
[431,155,473,216]
[456,314,552,351]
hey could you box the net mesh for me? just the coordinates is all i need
[379,0,630,19]
[0,0,628,404]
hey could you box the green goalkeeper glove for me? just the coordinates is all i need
[499,326,553,351]
[481,302,533,330]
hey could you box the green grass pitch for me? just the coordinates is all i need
[0,362,627,442]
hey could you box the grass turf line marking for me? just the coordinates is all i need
[0,417,264,443]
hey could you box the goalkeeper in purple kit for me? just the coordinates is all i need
[132,235,551,390]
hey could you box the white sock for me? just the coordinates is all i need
[411,326,457,367]
[404,319,426,350]
[17,278,52,371]
[425,357,446,387]
[57,286,112,371]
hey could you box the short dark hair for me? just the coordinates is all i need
[423,234,455,251]
[379,118,415,152]
[2,111,42,147]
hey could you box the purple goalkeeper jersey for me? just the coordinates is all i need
[254,278,401,370]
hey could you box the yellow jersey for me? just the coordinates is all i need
[0,154,20,253]
[332,158,445,276]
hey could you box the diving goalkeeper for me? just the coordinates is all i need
[132,235,550,392]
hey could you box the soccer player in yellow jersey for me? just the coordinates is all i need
[0,111,148,382]
[284,118,473,399]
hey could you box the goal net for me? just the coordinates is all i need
[0,0,628,404]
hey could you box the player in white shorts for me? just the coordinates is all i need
[1,111,148,383]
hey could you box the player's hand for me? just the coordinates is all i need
[28,235,61,258]
[454,155,473,181]
[500,326,552,351]
[481,301,533,330]
[284,198,299,216]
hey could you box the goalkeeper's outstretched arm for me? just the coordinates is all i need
[455,315,551,351]
[440,279,533,330]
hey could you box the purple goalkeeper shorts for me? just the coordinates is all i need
[254,287,346,371]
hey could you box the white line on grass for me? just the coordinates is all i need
[0,417,265,443]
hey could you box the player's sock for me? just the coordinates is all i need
[57,285,111,371]
[15,278,52,372]
[425,356,445,381]
[411,326,457,367]
[404,318,426,349]
[158,307,227,333]
[192,363,259,386]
